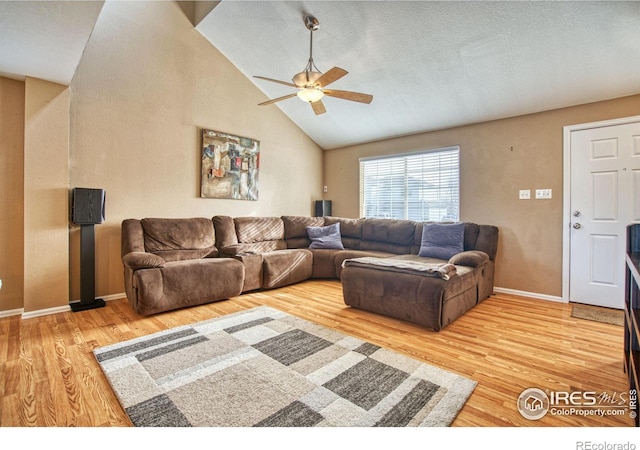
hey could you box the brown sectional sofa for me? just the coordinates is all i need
[121,215,498,330]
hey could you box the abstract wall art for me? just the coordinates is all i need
[200,128,259,200]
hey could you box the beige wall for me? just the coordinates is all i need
[23,77,70,312]
[1,1,638,314]
[68,1,323,300]
[0,77,25,311]
[324,94,640,297]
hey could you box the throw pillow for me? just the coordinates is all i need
[418,222,464,260]
[306,223,344,250]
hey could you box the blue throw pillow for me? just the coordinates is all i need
[306,223,344,250]
[418,222,464,260]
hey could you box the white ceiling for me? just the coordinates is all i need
[1,1,638,150]
[0,1,104,85]
[198,1,640,149]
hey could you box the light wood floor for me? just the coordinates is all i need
[0,280,634,427]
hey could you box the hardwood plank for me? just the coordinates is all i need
[0,280,634,427]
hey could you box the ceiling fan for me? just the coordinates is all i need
[254,15,373,115]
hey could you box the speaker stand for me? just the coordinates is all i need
[70,224,105,312]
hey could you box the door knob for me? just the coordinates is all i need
[573,223,582,229]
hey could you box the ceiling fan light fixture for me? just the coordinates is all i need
[292,70,322,87]
[297,87,324,103]
[253,14,372,115]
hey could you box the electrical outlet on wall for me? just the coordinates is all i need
[535,189,552,199]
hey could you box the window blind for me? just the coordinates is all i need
[359,146,460,221]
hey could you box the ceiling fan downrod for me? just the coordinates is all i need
[295,15,322,86]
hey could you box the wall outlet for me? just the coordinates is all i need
[323,186,328,193]
[535,189,552,199]
[519,189,531,200]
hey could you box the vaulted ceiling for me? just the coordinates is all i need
[0,1,104,85]
[2,1,639,150]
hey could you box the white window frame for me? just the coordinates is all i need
[359,145,460,222]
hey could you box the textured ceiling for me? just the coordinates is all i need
[197,1,640,149]
[0,1,104,85]
[1,1,638,150]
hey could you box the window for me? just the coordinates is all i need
[359,146,459,221]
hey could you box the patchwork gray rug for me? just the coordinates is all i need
[94,306,476,427]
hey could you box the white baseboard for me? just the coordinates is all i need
[3,292,127,320]
[0,308,24,319]
[493,286,565,303]
[22,305,72,319]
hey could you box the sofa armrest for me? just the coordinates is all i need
[121,219,146,255]
[448,250,489,267]
[122,252,166,269]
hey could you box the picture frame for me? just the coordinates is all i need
[200,128,259,200]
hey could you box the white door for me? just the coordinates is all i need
[569,120,640,309]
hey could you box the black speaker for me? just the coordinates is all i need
[315,200,332,217]
[70,187,106,312]
[71,188,105,225]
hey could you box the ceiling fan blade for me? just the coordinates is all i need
[323,89,373,104]
[311,100,326,115]
[258,93,297,106]
[315,67,348,88]
[254,76,297,88]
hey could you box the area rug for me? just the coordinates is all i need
[570,303,624,326]
[94,306,476,427]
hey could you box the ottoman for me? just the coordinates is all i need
[340,256,479,331]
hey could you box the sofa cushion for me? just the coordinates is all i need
[141,218,217,261]
[324,217,363,249]
[283,215,325,239]
[362,218,416,246]
[359,218,415,254]
[462,223,480,251]
[212,215,238,248]
[306,223,344,250]
[262,249,313,289]
[282,215,324,248]
[131,258,244,315]
[234,217,285,243]
[308,248,340,278]
[418,222,464,260]
[220,241,287,256]
[476,225,500,261]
